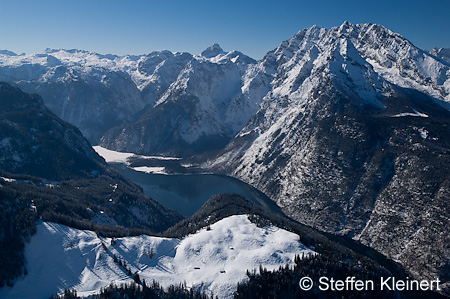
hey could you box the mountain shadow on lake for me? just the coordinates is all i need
[112,164,282,217]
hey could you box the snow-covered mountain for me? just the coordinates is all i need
[99,44,263,156]
[206,22,450,289]
[430,47,450,65]
[0,46,261,151]
[0,24,449,149]
[0,215,314,299]
[0,49,145,142]
[1,21,450,294]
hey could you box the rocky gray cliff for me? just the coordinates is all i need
[206,23,450,289]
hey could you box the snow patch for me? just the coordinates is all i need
[0,176,16,183]
[93,146,181,165]
[417,128,429,139]
[93,146,134,164]
[392,110,429,118]
[132,166,167,175]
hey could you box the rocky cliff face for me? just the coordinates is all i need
[205,23,450,287]
[0,47,261,151]
[0,50,146,142]
[99,45,264,156]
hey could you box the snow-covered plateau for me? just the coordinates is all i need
[0,215,314,299]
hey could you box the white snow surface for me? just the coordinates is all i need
[0,215,314,299]
[93,146,180,163]
[132,166,167,174]
[0,47,253,93]
[418,127,429,139]
[392,110,429,118]
[93,145,180,174]
[0,176,16,183]
[93,145,134,164]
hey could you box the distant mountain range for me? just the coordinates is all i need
[0,23,449,151]
[1,21,449,295]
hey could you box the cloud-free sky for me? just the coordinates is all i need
[1,0,449,59]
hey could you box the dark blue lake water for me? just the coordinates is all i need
[112,164,281,218]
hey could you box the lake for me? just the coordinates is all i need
[111,164,281,218]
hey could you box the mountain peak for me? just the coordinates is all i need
[201,43,225,58]
[340,20,352,27]
[0,49,17,56]
[338,20,356,34]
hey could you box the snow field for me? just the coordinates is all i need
[0,215,315,299]
[93,146,179,174]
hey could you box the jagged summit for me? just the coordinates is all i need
[201,43,225,58]
[338,20,353,31]
[204,22,450,291]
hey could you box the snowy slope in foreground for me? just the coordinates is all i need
[0,215,315,299]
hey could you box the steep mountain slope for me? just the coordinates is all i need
[0,82,181,229]
[206,22,450,291]
[430,47,450,65]
[0,46,261,150]
[137,50,194,105]
[0,83,182,286]
[0,82,104,179]
[0,50,145,142]
[99,45,264,156]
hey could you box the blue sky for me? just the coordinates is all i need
[1,0,449,59]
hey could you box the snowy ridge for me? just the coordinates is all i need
[0,45,260,146]
[209,21,450,178]
[0,46,253,93]
[204,22,450,289]
[260,22,450,106]
[1,22,449,148]
[98,44,264,155]
[0,216,314,299]
[430,48,450,65]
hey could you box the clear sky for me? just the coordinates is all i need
[1,0,449,59]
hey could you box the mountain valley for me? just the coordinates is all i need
[1,21,449,297]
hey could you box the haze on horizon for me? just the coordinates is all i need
[1,0,449,59]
